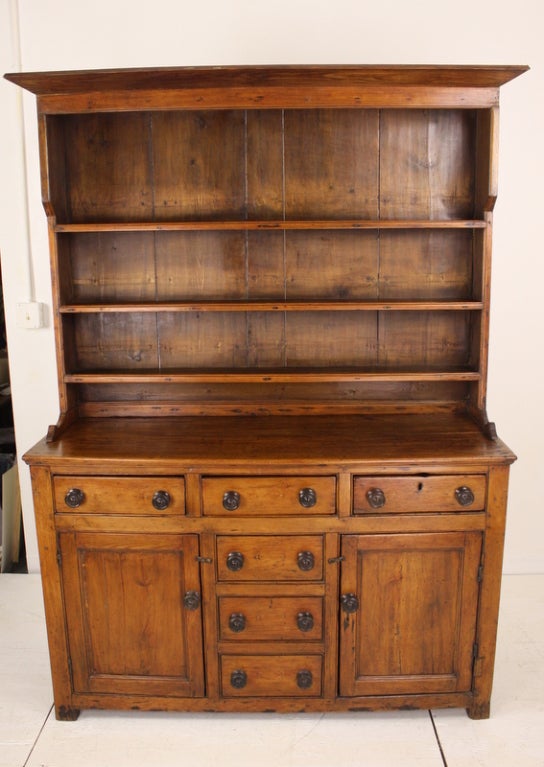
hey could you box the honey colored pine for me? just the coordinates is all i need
[7,65,527,720]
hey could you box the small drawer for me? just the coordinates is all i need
[53,476,185,515]
[202,476,336,516]
[218,596,324,641]
[353,474,486,514]
[216,535,324,581]
[221,654,322,697]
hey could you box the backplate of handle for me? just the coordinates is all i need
[226,551,245,571]
[455,486,475,506]
[366,488,386,509]
[297,611,314,632]
[223,491,241,511]
[64,488,85,508]
[298,487,317,508]
[297,551,315,571]
[296,669,313,689]
[152,490,171,510]
[228,613,246,632]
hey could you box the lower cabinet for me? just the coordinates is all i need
[339,532,482,696]
[32,464,508,719]
[57,528,483,706]
[58,532,205,697]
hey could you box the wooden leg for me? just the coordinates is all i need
[56,705,81,721]
[467,700,491,720]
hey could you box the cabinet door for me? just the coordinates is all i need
[59,532,204,697]
[339,532,481,696]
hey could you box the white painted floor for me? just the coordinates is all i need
[0,573,542,767]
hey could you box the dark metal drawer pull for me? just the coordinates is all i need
[183,591,201,611]
[297,551,315,571]
[226,551,245,571]
[152,490,171,510]
[228,613,246,632]
[64,488,85,508]
[341,593,359,613]
[455,486,475,506]
[366,488,386,509]
[298,487,317,508]
[297,611,314,632]
[230,669,247,689]
[223,491,241,511]
[296,669,313,689]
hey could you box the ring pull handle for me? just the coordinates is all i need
[64,488,85,508]
[366,487,386,509]
[152,490,170,510]
[226,551,245,572]
[296,669,313,689]
[228,613,246,633]
[296,611,314,632]
[297,551,315,571]
[341,593,359,613]
[223,491,240,511]
[298,487,317,508]
[455,486,475,507]
[230,669,247,689]
[183,591,201,611]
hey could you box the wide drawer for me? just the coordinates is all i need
[221,654,322,697]
[218,596,324,641]
[53,476,185,515]
[353,474,486,514]
[216,535,324,581]
[202,476,336,516]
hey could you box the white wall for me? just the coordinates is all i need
[0,0,541,573]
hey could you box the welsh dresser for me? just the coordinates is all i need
[5,65,527,719]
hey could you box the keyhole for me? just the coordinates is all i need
[417,482,424,492]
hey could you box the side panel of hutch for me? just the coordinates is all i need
[5,65,526,719]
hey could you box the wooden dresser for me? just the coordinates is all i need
[5,65,526,720]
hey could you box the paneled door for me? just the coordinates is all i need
[59,532,205,697]
[339,532,482,696]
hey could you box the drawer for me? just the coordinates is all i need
[221,655,322,697]
[202,476,336,516]
[353,474,486,514]
[53,476,185,515]
[218,596,324,641]
[216,536,324,581]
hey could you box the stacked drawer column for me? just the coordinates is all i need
[201,476,339,702]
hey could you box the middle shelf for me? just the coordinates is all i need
[54,219,489,232]
[56,227,482,307]
[64,368,482,384]
[59,300,484,314]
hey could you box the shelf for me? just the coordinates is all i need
[64,369,481,384]
[54,219,488,233]
[59,300,484,314]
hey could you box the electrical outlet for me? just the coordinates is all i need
[16,301,44,329]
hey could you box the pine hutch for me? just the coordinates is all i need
[5,64,527,719]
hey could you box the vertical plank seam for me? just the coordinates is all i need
[376,110,381,366]
[244,110,249,366]
[148,113,161,371]
[282,109,287,365]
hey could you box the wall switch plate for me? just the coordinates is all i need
[16,301,44,329]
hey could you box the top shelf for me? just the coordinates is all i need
[54,219,488,233]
